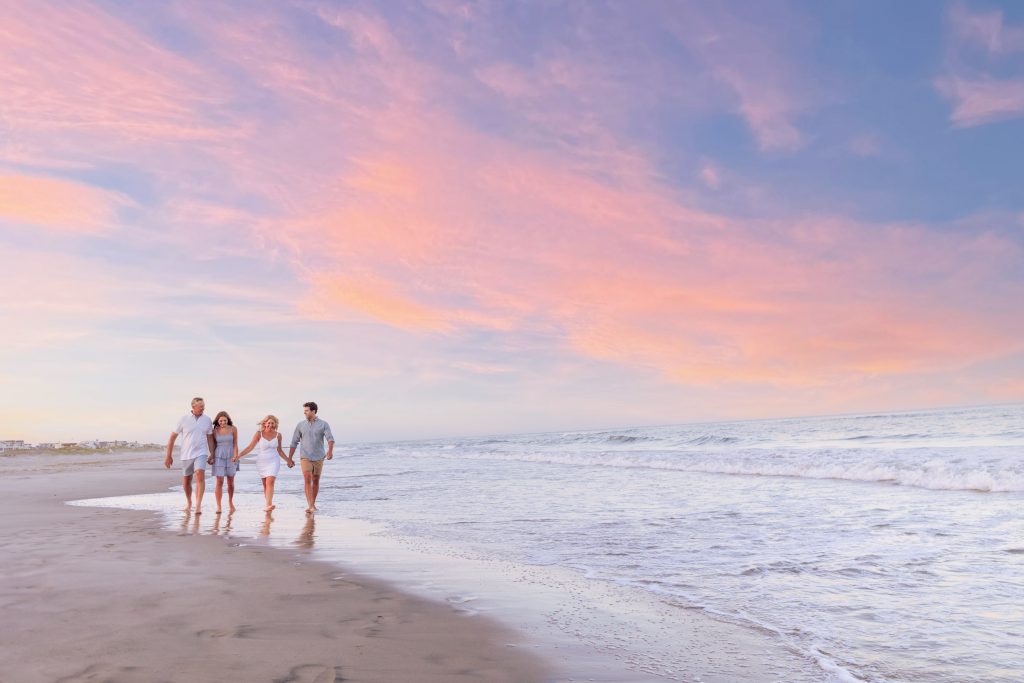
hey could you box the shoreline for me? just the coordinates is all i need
[0,452,553,683]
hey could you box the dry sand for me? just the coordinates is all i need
[0,453,553,683]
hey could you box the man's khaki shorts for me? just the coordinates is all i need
[300,458,324,476]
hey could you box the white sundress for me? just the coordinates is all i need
[255,433,282,478]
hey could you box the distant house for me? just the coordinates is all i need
[60,442,79,449]
[35,443,58,450]
[0,440,26,451]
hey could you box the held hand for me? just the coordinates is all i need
[287,459,295,468]
[207,456,214,465]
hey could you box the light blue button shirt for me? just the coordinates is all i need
[290,417,334,461]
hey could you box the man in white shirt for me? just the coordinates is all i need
[164,397,214,513]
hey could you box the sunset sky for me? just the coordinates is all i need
[1,0,1022,443]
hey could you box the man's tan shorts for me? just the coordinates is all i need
[300,458,324,476]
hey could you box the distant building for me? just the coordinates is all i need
[60,442,79,449]
[0,440,26,451]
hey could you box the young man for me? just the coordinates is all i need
[288,401,335,514]
[164,397,214,513]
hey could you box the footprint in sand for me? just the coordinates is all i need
[273,664,345,683]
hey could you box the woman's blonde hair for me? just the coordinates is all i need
[258,414,279,429]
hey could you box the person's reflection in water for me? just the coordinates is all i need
[259,511,274,537]
[223,512,234,535]
[179,510,192,536]
[295,514,316,550]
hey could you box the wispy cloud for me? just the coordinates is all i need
[847,133,883,158]
[948,1,1024,56]
[937,2,1024,127]
[0,174,131,232]
[935,75,1024,127]
[0,2,227,147]
[655,2,814,151]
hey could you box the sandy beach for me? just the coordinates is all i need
[0,452,551,683]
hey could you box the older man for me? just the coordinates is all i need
[164,397,214,513]
[288,401,335,513]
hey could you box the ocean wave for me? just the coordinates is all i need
[605,434,656,443]
[686,435,741,445]
[415,449,1024,493]
[840,433,928,441]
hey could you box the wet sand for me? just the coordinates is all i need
[0,452,552,683]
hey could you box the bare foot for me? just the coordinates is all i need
[264,504,276,512]
[229,504,237,513]
[183,505,191,512]
[215,509,222,515]
[194,509,202,515]
[305,507,312,514]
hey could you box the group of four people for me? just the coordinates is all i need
[164,398,335,514]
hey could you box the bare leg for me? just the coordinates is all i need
[310,474,321,511]
[215,476,224,513]
[194,469,206,513]
[182,476,193,511]
[263,476,276,511]
[227,476,236,512]
[303,471,314,512]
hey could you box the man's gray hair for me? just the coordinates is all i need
[191,397,205,406]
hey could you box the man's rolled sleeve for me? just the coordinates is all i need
[324,422,335,443]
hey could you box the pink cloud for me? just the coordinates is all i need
[699,161,722,189]
[173,4,1024,395]
[0,250,133,356]
[304,273,455,333]
[0,174,130,232]
[0,2,226,145]
[474,62,541,99]
[2,1,1020,416]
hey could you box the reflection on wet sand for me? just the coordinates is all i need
[179,511,201,535]
[294,515,316,549]
[259,512,274,537]
[210,512,234,535]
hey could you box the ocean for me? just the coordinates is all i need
[79,403,1024,682]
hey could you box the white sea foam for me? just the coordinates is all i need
[403,447,1024,493]
[330,404,1024,683]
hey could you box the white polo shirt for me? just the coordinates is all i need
[175,413,213,461]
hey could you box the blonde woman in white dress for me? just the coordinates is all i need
[234,415,294,511]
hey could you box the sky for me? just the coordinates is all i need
[1,0,1023,444]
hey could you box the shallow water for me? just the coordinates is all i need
[80,403,1024,682]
